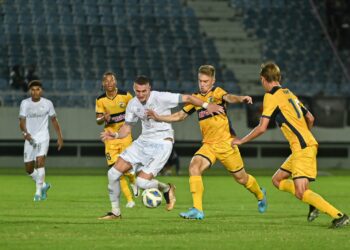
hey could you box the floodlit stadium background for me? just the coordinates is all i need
[0,0,350,171]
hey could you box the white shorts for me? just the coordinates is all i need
[120,138,173,177]
[24,139,50,163]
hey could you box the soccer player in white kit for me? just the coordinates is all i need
[99,75,224,219]
[19,80,63,201]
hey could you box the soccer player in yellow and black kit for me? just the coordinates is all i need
[96,72,138,208]
[146,65,267,219]
[232,62,349,228]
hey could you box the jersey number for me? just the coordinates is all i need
[288,98,301,118]
[106,153,111,161]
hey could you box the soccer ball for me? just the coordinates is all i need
[142,188,163,208]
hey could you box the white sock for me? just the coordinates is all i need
[136,177,158,190]
[29,169,38,182]
[158,182,170,193]
[108,168,122,215]
[111,203,121,216]
[135,178,170,193]
[36,168,45,196]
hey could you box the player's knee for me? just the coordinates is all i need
[36,157,46,167]
[37,162,45,168]
[108,167,122,181]
[271,177,280,189]
[136,177,157,190]
[235,175,246,185]
[115,157,132,173]
[189,165,201,176]
[189,159,204,175]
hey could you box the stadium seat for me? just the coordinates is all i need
[0,78,9,90]
[152,80,166,91]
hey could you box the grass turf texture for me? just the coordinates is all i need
[0,169,349,249]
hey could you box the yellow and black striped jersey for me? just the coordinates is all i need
[262,86,318,152]
[182,86,235,144]
[95,89,133,142]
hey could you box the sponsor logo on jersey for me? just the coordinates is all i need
[109,112,126,124]
[198,109,210,119]
[27,112,47,118]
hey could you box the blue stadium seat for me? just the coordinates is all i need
[152,80,165,91]
[179,80,196,93]
[4,14,18,24]
[98,0,112,5]
[58,5,72,15]
[122,79,134,93]
[84,5,99,15]
[100,16,114,25]
[0,78,9,90]
[87,16,100,25]
[109,0,125,5]
[165,80,181,92]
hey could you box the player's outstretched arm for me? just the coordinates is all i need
[181,94,224,115]
[51,117,64,151]
[100,123,132,141]
[146,109,188,122]
[232,116,269,147]
[223,94,253,104]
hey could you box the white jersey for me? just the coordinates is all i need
[19,97,56,142]
[125,91,181,141]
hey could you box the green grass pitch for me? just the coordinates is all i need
[0,168,349,250]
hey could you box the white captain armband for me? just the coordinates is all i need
[96,116,104,122]
[202,102,209,109]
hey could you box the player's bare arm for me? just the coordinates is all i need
[19,117,33,141]
[304,111,315,130]
[231,116,269,146]
[51,117,63,151]
[146,109,188,122]
[96,112,111,125]
[100,122,132,141]
[181,94,225,115]
[223,94,253,104]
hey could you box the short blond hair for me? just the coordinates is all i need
[260,62,281,82]
[198,65,215,78]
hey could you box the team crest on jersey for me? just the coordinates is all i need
[148,104,156,110]
[119,102,126,108]
[208,97,214,103]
